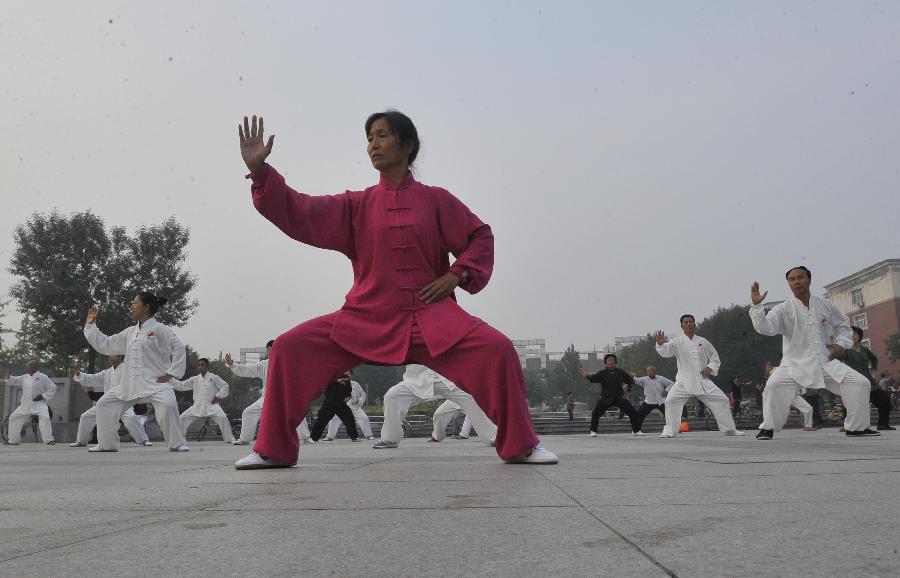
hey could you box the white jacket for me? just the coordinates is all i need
[230,359,268,399]
[400,364,459,399]
[6,371,56,414]
[656,333,721,395]
[749,296,852,388]
[84,317,186,400]
[74,364,123,394]
[172,372,230,415]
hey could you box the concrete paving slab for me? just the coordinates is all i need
[1,430,898,577]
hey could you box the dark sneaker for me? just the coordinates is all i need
[846,429,881,437]
[756,429,773,440]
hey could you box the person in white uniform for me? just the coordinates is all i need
[172,358,234,443]
[431,399,496,444]
[71,356,151,447]
[83,292,189,452]
[750,266,878,439]
[656,314,743,438]
[225,341,312,445]
[325,374,373,440]
[3,360,56,445]
[372,364,495,449]
[632,366,674,434]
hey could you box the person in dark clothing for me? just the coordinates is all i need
[800,388,825,428]
[838,326,895,431]
[728,377,742,417]
[580,354,642,436]
[310,371,360,442]
[565,392,575,421]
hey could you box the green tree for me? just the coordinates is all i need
[886,333,900,363]
[351,364,405,406]
[8,211,198,375]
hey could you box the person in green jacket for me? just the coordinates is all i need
[839,326,894,431]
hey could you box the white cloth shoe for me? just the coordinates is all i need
[589,431,597,437]
[659,433,673,439]
[633,431,645,437]
[69,442,86,447]
[88,446,117,452]
[505,444,559,464]
[142,440,153,446]
[232,440,249,445]
[234,451,296,470]
[170,444,190,452]
[724,430,745,436]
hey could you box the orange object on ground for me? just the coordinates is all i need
[679,422,690,433]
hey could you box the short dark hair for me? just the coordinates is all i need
[680,314,695,324]
[785,266,812,280]
[136,291,168,316]
[603,353,618,364]
[851,326,864,339]
[365,110,420,167]
[266,339,275,348]
[198,357,209,365]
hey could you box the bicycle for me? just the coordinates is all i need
[706,399,761,431]
[196,417,221,441]
[822,404,845,427]
[1,414,41,444]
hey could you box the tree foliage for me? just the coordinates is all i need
[8,210,198,374]
[886,333,900,364]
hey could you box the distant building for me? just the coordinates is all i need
[824,258,900,380]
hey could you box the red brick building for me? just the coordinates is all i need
[824,259,900,381]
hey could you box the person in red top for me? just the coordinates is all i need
[234,112,557,469]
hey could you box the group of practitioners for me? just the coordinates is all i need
[2,112,891,468]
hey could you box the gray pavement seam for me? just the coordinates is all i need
[537,470,679,578]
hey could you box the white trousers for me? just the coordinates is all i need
[459,415,473,438]
[432,401,496,443]
[791,394,813,428]
[327,405,373,439]
[239,398,310,443]
[381,380,495,444]
[7,404,53,444]
[76,405,148,444]
[662,382,738,437]
[761,367,871,432]
[95,389,186,451]
[180,404,234,443]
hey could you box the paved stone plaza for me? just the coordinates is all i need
[1,430,898,577]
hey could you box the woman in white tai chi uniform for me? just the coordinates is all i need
[225,342,311,445]
[3,360,56,445]
[83,292,189,452]
[173,358,235,444]
[656,314,743,438]
[325,373,374,440]
[750,266,878,439]
[71,356,151,447]
[373,364,495,449]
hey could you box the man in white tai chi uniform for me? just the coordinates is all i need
[632,366,674,434]
[656,314,743,438]
[225,341,311,445]
[3,360,56,445]
[372,364,495,449]
[83,292,189,452]
[173,358,234,443]
[750,266,878,439]
[431,398,496,444]
[325,373,373,440]
[71,356,151,447]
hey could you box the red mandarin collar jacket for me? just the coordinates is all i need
[249,164,494,365]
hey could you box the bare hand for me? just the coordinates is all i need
[579,367,588,378]
[224,353,233,366]
[239,115,275,173]
[82,387,92,394]
[751,282,768,306]
[829,344,844,360]
[33,395,44,402]
[702,367,713,377]
[655,331,667,346]
[73,362,81,376]
[156,374,173,384]
[419,272,460,304]
[85,306,99,325]
[211,396,221,405]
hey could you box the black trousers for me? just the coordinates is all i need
[311,401,358,441]
[567,406,574,421]
[871,389,892,427]
[636,403,665,429]
[801,393,824,427]
[591,397,640,433]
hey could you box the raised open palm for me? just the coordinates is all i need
[239,115,275,173]
[750,282,768,306]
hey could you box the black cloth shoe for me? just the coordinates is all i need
[756,429,773,440]
[845,429,881,436]
[876,425,896,431]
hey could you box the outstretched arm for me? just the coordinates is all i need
[84,306,130,355]
[748,282,783,336]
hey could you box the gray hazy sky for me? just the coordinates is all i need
[1,1,899,358]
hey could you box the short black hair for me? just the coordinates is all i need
[851,326,864,339]
[603,353,618,364]
[365,110,420,167]
[198,357,209,365]
[785,266,812,280]
[136,291,168,316]
[680,314,695,324]
[266,339,275,348]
